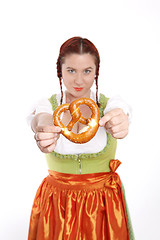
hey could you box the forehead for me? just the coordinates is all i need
[62,53,96,68]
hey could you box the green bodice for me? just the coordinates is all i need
[45,94,117,174]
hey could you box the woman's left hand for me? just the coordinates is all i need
[99,108,129,139]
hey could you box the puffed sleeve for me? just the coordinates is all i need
[26,98,53,126]
[103,95,132,122]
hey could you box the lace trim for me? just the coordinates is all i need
[47,93,114,159]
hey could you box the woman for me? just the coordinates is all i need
[28,37,134,239]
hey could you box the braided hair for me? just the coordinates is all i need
[56,37,100,106]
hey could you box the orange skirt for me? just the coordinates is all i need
[28,160,129,240]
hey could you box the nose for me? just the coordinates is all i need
[74,73,83,85]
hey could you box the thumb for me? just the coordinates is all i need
[99,114,112,127]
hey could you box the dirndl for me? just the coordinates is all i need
[28,160,130,240]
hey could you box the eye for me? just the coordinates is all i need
[84,69,91,74]
[68,69,76,74]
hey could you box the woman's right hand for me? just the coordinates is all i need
[34,125,61,153]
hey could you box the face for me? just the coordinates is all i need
[61,53,96,101]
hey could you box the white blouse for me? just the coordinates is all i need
[27,91,132,155]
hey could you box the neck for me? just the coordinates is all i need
[65,90,91,103]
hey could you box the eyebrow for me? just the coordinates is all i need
[66,67,94,69]
[85,67,94,69]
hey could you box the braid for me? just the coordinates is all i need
[95,62,100,107]
[59,78,63,105]
[56,58,63,105]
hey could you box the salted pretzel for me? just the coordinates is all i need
[53,98,100,144]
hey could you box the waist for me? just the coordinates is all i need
[45,134,117,174]
[47,159,121,191]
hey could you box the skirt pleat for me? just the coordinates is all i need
[28,160,131,240]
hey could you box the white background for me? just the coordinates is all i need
[0,0,160,239]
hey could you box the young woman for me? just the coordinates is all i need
[28,37,134,239]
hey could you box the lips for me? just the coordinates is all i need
[74,87,84,91]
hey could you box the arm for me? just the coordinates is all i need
[31,113,61,153]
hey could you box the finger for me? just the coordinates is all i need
[36,141,56,153]
[106,121,129,135]
[111,129,129,139]
[35,132,57,141]
[46,143,56,153]
[38,138,56,148]
[36,125,61,133]
[36,140,46,152]
[99,108,124,127]
[105,114,128,129]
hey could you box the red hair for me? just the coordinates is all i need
[57,37,100,105]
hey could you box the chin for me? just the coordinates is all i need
[66,89,90,101]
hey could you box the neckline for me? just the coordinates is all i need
[49,133,112,159]
[62,90,96,104]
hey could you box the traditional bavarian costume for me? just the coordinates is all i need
[28,93,134,240]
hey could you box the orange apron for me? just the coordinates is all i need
[28,160,129,240]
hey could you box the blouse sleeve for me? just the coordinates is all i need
[26,98,53,126]
[103,95,132,122]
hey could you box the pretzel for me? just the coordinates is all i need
[53,98,100,143]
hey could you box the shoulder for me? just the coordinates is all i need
[103,95,132,120]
